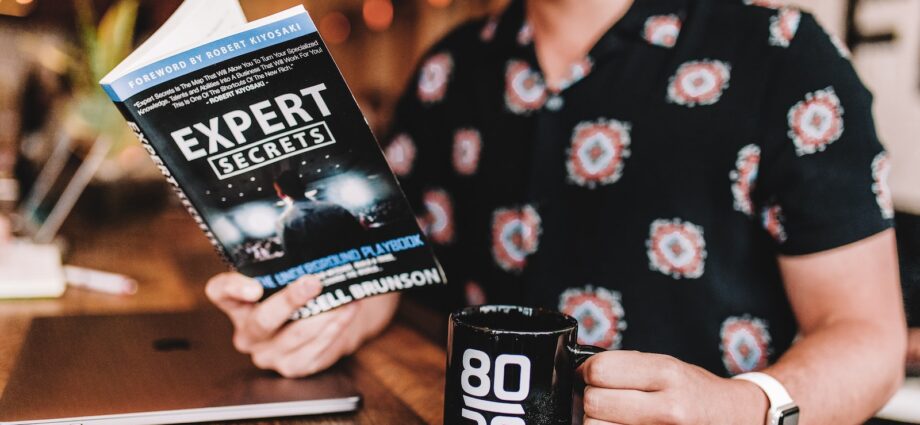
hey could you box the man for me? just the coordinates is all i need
[272,170,365,261]
[207,0,907,423]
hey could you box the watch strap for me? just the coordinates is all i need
[732,372,793,407]
[732,372,796,425]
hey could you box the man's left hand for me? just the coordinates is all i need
[0,214,10,246]
[581,350,768,425]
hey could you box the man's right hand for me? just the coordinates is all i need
[205,272,397,378]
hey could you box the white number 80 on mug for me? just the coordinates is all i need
[460,348,532,425]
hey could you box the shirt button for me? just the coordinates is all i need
[546,95,564,111]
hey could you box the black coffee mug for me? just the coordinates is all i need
[444,305,604,425]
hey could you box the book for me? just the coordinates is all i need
[100,0,445,319]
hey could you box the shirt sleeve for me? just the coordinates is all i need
[755,11,893,256]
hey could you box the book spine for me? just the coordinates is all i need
[110,101,235,268]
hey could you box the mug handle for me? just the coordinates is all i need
[569,344,605,368]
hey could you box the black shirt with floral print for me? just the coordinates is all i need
[384,0,893,376]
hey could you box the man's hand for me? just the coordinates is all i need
[908,328,920,368]
[581,350,767,425]
[205,272,398,378]
[0,214,11,246]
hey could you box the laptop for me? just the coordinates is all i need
[0,310,361,424]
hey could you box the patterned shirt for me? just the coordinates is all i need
[385,0,893,376]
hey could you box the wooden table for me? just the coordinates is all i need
[0,207,448,424]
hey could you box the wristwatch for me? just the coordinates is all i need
[732,372,800,425]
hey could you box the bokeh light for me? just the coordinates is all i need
[363,0,393,32]
[319,11,351,45]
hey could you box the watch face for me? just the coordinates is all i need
[778,406,800,425]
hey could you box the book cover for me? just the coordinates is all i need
[101,5,444,319]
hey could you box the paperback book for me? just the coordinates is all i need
[100,0,444,318]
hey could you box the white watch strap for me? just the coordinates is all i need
[733,372,795,424]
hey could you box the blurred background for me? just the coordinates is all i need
[0,0,916,318]
[0,0,917,222]
[0,0,508,222]
[0,0,917,219]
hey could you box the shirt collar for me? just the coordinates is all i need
[486,0,690,95]
[490,0,691,60]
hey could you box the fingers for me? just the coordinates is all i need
[206,272,368,378]
[581,352,710,425]
[205,272,263,305]
[581,351,682,391]
[907,328,920,366]
[583,386,658,424]
[238,276,323,349]
[205,273,263,325]
[0,215,11,246]
[267,304,360,378]
[583,418,624,425]
[250,303,358,364]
